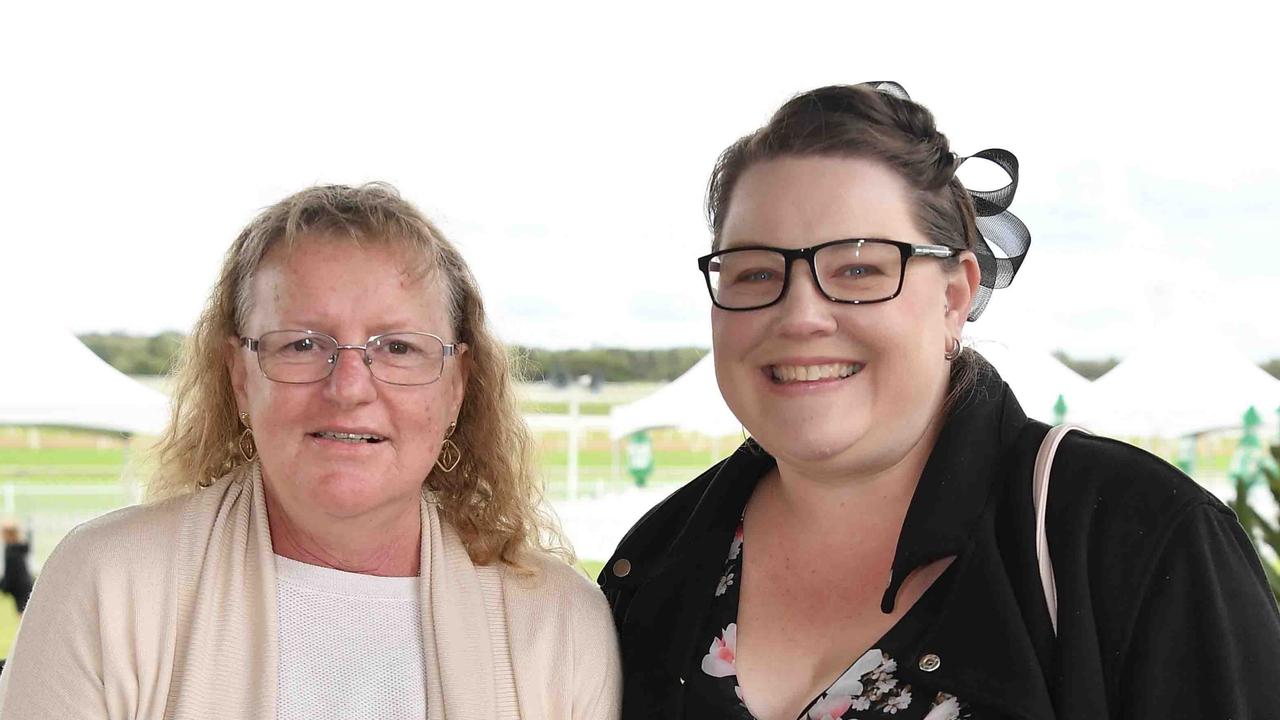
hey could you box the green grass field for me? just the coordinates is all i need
[520,400,613,416]
[0,595,17,659]
[579,559,605,584]
[0,447,127,465]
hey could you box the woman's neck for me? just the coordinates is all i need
[263,484,422,577]
[761,416,944,532]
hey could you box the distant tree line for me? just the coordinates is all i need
[79,332,186,376]
[511,346,708,384]
[1051,351,1120,381]
[74,333,1280,384]
[1266,359,1280,381]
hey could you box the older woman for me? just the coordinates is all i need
[601,84,1280,719]
[0,184,620,719]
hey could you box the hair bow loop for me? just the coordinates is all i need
[956,148,1030,320]
[959,148,1019,217]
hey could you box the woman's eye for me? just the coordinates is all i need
[387,341,417,355]
[289,338,316,352]
[837,265,877,279]
[734,269,776,283]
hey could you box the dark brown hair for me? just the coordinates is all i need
[705,83,983,405]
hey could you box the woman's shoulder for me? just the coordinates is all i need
[1034,428,1251,600]
[41,471,242,589]
[498,551,623,716]
[1049,429,1227,525]
[40,490,194,585]
[500,551,621,675]
[502,550,612,618]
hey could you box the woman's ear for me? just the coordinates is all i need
[944,251,981,336]
[227,335,250,413]
[451,345,471,420]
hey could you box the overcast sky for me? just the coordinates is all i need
[3,1,1278,360]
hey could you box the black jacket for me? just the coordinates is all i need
[600,370,1280,719]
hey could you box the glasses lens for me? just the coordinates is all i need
[814,241,903,302]
[257,331,337,383]
[707,249,788,309]
[368,333,446,385]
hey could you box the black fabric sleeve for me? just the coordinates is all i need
[1118,502,1280,718]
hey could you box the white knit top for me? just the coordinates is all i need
[274,554,427,720]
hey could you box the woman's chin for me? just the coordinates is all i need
[302,473,416,521]
[756,431,863,467]
[749,414,872,464]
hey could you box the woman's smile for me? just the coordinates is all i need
[765,361,864,385]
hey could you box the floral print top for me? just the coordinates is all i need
[685,521,971,720]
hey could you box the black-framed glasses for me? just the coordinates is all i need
[697,238,958,311]
[240,330,466,386]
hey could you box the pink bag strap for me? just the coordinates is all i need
[1032,423,1089,636]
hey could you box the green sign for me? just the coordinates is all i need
[1052,394,1068,425]
[626,430,655,487]
[1229,406,1276,490]
[1175,435,1196,475]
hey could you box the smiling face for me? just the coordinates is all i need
[228,238,467,525]
[712,155,977,480]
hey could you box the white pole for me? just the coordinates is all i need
[610,437,620,485]
[121,434,143,505]
[566,384,580,501]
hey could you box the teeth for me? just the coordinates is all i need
[770,363,860,383]
[314,431,384,443]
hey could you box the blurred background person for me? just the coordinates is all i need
[0,183,620,719]
[0,521,33,615]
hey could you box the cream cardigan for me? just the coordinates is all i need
[0,463,621,719]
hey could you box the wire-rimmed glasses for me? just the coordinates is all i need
[240,330,466,386]
[697,238,958,311]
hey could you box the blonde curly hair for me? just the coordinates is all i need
[149,183,565,567]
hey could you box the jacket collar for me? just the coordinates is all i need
[882,367,1028,611]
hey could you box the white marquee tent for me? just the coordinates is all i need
[968,338,1096,425]
[0,303,171,436]
[609,353,739,439]
[1086,333,1280,439]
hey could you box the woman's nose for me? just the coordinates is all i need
[323,347,378,405]
[774,261,839,336]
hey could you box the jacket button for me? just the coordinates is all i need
[918,653,941,672]
[612,558,632,578]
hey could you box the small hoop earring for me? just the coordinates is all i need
[944,336,963,361]
[436,421,461,473]
[238,411,257,462]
